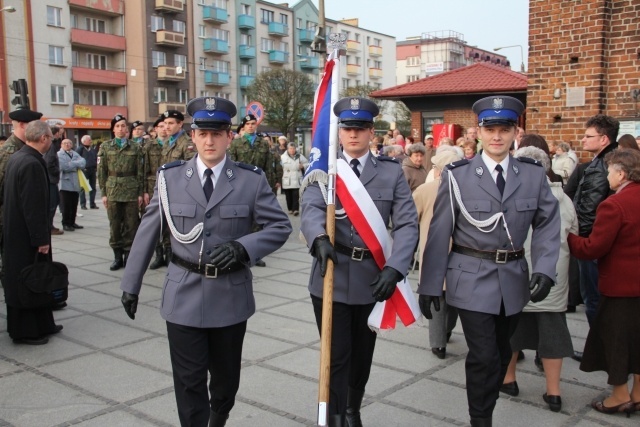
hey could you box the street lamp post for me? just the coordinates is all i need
[494,45,525,73]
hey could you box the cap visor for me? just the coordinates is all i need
[339,121,373,129]
[479,119,517,127]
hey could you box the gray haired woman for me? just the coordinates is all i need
[280,143,308,215]
[552,142,576,184]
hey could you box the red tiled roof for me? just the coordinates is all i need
[370,62,527,98]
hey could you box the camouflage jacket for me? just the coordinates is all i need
[97,138,144,202]
[143,139,164,194]
[0,133,26,230]
[269,146,283,189]
[228,134,277,185]
[162,131,195,164]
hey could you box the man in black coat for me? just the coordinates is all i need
[3,120,62,345]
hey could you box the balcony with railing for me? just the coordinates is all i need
[204,70,230,86]
[70,29,126,52]
[346,40,360,52]
[239,75,255,89]
[368,45,382,57]
[268,50,289,64]
[298,28,314,43]
[268,22,288,37]
[72,67,126,86]
[368,68,382,79]
[346,64,360,75]
[203,38,229,55]
[202,6,228,23]
[238,14,255,29]
[156,30,185,47]
[298,56,319,69]
[155,0,183,13]
[239,45,256,59]
[157,65,186,81]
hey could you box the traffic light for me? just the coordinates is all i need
[10,79,29,108]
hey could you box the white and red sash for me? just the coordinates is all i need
[335,158,422,332]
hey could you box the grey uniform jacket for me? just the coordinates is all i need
[58,149,86,192]
[301,154,418,305]
[120,156,292,328]
[418,155,560,316]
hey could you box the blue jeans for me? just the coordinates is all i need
[577,258,599,327]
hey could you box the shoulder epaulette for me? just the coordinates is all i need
[159,160,185,171]
[516,156,543,167]
[376,155,398,163]
[445,159,469,169]
[235,162,263,174]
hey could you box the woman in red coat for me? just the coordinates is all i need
[568,149,640,418]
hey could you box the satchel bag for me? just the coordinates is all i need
[18,253,69,308]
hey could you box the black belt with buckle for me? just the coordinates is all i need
[451,243,525,264]
[334,242,373,261]
[170,254,244,278]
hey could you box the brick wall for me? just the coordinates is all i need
[528,0,640,162]
[444,109,477,132]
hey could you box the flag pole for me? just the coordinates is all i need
[317,33,346,427]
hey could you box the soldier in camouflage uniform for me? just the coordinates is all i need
[98,114,144,271]
[145,116,169,269]
[162,110,195,162]
[130,120,147,147]
[228,114,279,267]
[264,136,283,195]
[0,108,43,263]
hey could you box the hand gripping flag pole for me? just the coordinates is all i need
[300,33,345,427]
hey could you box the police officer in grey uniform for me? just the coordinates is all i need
[301,97,418,427]
[418,96,560,427]
[119,96,291,427]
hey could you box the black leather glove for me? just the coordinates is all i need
[370,267,403,302]
[529,272,555,303]
[209,241,248,270]
[419,295,441,319]
[311,235,337,277]
[121,292,139,320]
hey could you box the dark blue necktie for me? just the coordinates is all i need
[495,164,505,196]
[203,169,214,201]
[350,158,361,178]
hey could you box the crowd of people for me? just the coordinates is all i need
[1,94,640,427]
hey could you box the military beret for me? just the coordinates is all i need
[163,109,185,122]
[153,116,164,128]
[241,114,257,125]
[186,96,237,130]
[472,96,524,127]
[333,97,379,129]
[236,124,244,134]
[9,107,43,123]
[131,120,144,129]
[110,114,127,130]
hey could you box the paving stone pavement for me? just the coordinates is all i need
[0,194,636,427]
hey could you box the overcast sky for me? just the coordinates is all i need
[321,0,530,71]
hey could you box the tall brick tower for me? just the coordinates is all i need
[527,0,640,160]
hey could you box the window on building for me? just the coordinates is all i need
[422,111,444,136]
[280,14,288,25]
[49,46,64,65]
[261,9,274,23]
[212,0,227,8]
[198,0,205,4]
[211,28,229,41]
[89,90,108,106]
[177,89,188,103]
[87,54,107,70]
[278,41,289,52]
[71,51,79,67]
[198,25,206,38]
[73,88,80,104]
[47,6,62,27]
[261,66,271,73]
[70,14,78,28]
[326,26,333,35]
[199,57,207,71]
[373,60,382,69]
[51,85,65,104]
[406,75,420,83]
[240,33,252,45]
[173,20,185,34]
[296,18,302,29]
[342,78,349,90]
[211,60,229,73]
[354,33,360,42]
[240,64,252,76]
[150,16,164,32]
[153,87,168,103]
[151,51,166,68]
[373,38,381,47]
[242,94,249,106]
[174,54,187,70]
[260,38,274,52]
[200,90,210,97]
[241,3,251,15]
[407,56,420,66]
[86,18,106,33]
[214,92,230,100]
[306,21,317,31]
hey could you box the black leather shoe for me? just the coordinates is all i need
[431,347,446,359]
[13,337,49,345]
[80,206,87,210]
[470,417,492,427]
[255,259,266,267]
[90,205,99,209]
[72,223,84,229]
[500,381,519,397]
[208,410,228,427]
[50,325,63,334]
[571,351,583,362]
[63,225,75,231]
[543,393,562,412]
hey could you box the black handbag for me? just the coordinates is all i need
[17,253,69,308]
